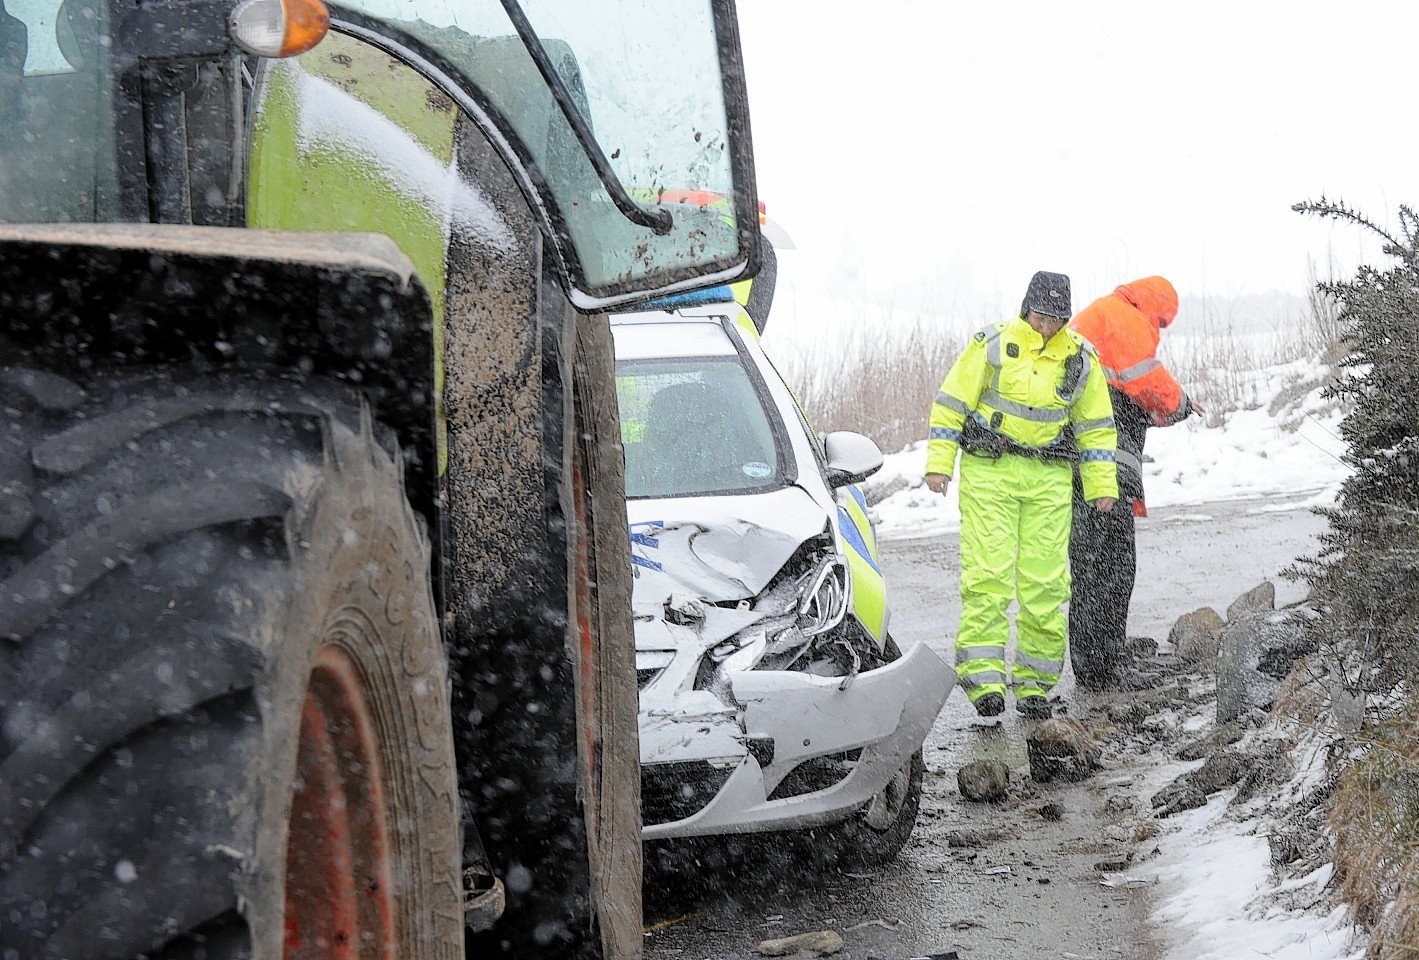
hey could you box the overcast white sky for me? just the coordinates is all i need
[734,2,1418,335]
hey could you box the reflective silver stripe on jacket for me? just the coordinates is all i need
[935,390,971,414]
[984,327,1003,370]
[956,669,1007,689]
[956,644,1006,664]
[1073,415,1116,433]
[1014,652,1064,676]
[1104,357,1162,384]
[1115,448,1144,477]
[979,389,1068,422]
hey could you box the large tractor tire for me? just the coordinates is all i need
[0,366,462,960]
[568,317,642,960]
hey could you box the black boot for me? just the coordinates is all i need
[1016,696,1051,719]
[973,692,1005,717]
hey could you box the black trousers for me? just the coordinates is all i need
[1068,491,1137,686]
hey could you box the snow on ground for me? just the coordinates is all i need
[864,352,1350,542]
[1152,799,1364,960]
[1137,697,1368,960]
[1122,683,1371,960]
[861,352,1368,958]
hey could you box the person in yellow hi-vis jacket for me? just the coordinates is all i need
[924,271,1119,719]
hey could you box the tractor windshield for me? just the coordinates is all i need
[0,0,758,307]
[334,0,758,306]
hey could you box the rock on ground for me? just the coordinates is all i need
[1026,717,1102,783]
[1152,752,1248,817]
[1226,580,1276,621]
[1216,610,1316,723]
[956,759,1009,802]
[1170,606,1225,665]
[757,930,844,957]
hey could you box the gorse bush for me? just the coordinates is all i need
[1292,198,1419,690]
[1289,198,1419,959]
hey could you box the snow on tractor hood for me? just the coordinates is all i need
[627,485,831,605]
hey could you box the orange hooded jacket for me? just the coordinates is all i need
[1069,277,1187,419]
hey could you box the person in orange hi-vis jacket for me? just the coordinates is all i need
[1067,276,1204,691]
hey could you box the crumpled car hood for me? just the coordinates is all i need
[627,485,828,604]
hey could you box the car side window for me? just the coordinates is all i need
[758,351,827,464]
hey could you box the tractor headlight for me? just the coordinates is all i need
[229,0,330,58]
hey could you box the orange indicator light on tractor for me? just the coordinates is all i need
[229,0,330,58]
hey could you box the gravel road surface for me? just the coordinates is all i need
[642,495,1328,960]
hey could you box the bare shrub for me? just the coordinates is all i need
[775,314,968,455]
[1303,264,1350,363]
[774,285,1343,453]
[1271,650,1333,730]
[1164,280,1344,428]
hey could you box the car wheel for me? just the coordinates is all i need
[836,749,925,868]
[790,631,926,869]
[863,753,916,831]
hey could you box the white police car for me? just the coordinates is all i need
[613,293,952,865]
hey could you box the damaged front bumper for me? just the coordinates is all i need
[638,639,952,840]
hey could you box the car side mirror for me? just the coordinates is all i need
[823,431,883,488]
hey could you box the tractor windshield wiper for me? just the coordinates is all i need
[499,0,673,236]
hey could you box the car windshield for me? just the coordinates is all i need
[617,357,782,499]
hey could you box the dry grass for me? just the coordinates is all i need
[776,285,1344,453]
[776,317,965,455]
[1330,698,1419,958]
[1271,652,1336,731]
[1165,282,1346,428]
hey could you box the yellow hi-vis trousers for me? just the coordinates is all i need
[954,453,1072,704]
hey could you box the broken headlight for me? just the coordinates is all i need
[697,536,862,697]
[796,554,849,637]
[743,551,854,673]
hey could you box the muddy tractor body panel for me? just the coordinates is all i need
[0,1,761,958]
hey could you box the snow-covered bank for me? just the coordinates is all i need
[1134,681,1367,960]
[1153,797,1363,960]
[863,354,1349,542]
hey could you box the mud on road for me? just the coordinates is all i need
[641,496,1327,960]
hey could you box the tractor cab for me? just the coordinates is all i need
[1,0,759,305]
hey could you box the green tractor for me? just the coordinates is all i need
[0,1,760,957]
